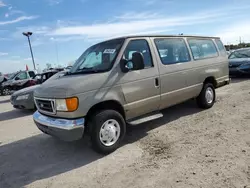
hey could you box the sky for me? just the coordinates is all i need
[0,0,250,73]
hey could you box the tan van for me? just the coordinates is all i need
[33,35,230,154]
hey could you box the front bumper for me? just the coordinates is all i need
[11,96,35,110]
[33,111,85,141]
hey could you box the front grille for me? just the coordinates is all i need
[35,98,55,114]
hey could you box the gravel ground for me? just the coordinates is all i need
[0,78,249,188]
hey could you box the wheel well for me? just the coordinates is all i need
[204,77,217,88]
[85,100,125,130]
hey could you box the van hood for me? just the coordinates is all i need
[34,72,114,98]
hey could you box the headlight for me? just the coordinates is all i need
[16,94,29,101]
[55,97,78,112]
[238,63,250,70]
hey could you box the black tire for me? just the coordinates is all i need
[196,83,216,109]
[89,110,126,154]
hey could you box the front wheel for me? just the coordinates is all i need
[89,110,126,154]
[1,87,11,96]
[196,83,216,109]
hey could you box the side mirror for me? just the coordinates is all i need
[131,52,144,70]
[120,59,129,73]
[120,52,145,73]
[15,77,20,80]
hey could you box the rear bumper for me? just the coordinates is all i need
[33,111,85,141]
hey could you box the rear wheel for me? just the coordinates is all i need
[89,110,126,154]
[196,83,215,109]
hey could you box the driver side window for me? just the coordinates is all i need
[124,39,153,69]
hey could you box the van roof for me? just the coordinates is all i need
[104,35,220,42]
[100,35,221,44]
[122,34,219,39]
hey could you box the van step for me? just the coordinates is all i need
[128,112,163,125]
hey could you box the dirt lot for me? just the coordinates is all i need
[0,79,250,188]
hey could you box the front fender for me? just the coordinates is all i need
[55,85,126,119]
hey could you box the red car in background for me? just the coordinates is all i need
[0,70,37,96]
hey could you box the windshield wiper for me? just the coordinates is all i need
[77,67,95,71]
[67,67,100,75]
[76,67,99,73]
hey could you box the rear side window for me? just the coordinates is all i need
[215,39,227,56]
[188,39,218,60]
[28,71,35,78]
[154,38,191,65]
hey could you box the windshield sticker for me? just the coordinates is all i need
[103,49,116,54]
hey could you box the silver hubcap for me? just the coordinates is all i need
[99,119,121,147]
[205,87,214,104]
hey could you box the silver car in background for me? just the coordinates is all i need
[11,70,67,110]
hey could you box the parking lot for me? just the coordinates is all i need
[0,79,249,188]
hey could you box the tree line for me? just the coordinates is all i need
[225,43,250,51]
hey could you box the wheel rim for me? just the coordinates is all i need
[99,119,121,147]
[205,87,214,104]
[3,88,10,95]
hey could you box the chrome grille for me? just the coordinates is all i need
[35,97,56,114]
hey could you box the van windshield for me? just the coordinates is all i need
[70,38,125,74]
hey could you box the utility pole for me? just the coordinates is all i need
[23,32,36,70]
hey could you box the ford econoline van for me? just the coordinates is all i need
[33,35,230,154]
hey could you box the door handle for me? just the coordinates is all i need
[155,78,159,88]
